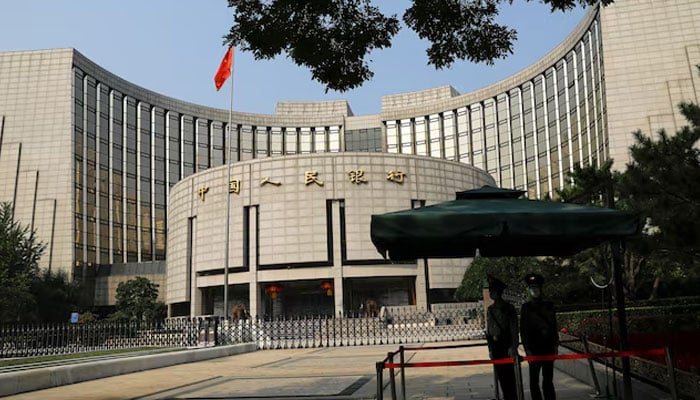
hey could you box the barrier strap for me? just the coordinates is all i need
[383,348,666,369]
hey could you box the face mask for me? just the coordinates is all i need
[528,286,542,298]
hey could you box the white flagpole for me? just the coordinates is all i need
[224,48,233,319]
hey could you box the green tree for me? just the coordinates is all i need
[30,270,90,323]
[619,101,700,297]
[454,256,593,304]
[0,202,45,323]
[224,0,612,92]
[112,276,160,322]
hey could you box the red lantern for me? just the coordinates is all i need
[320,281,334,296]
[265,284,283,299]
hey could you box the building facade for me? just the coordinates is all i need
[168,153,494,317]
[1,1,699,314]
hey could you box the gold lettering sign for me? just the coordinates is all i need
[229,179,241,194]
[197,185,209,201]
[387,170,406,184]
[348,169,368,184]
[260,177,282,187]
[304,171,324,186]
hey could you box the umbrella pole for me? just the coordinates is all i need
[612,240,633,399]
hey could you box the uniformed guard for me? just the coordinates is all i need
[486,275,519,400]
[520,273,558,400]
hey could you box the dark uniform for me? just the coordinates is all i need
[520,273,558,400]
[486,275,519,400]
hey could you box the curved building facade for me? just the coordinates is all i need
[1,1,699,314]
[167,154,493,316]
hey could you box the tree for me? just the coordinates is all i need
[30,270,90,323]
[224,0,612,92]
[113,276,160,322]
[454,256,593,305]
[0,202,45,323]
[619,101,700,297]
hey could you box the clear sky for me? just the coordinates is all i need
[0,1,587,116]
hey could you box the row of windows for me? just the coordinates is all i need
[73,69,346,266]
[384,18,606,199]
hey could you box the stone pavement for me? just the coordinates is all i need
[5,341,598,400]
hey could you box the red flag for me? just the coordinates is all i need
[214,47,233,91]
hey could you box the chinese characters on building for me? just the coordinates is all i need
[198,170,406,197]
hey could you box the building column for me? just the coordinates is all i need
[247,205,261,317]
[331,200,344,316]
[415,259,428,309]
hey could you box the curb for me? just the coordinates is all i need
[0,343,257,397]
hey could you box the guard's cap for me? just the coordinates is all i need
[487,274,507,291]
[524,273,544,286]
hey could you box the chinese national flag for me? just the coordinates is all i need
[214,47,233,91]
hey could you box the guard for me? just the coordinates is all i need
[520,273,558,400]
[485,275,519,400]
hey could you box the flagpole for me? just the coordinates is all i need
[223,48,233,320]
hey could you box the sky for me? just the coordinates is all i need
[0,1,587,116]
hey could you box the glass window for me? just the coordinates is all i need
[256,126,269,157]
[210,121,224,166]
[443,111,456,160]
[240,125,253,161]
[196,118,210,170]
[399,119,413,155]
[329,126,340,152]
[456,107,470,164]
[429,114,442,158]
[300,127,312,153]
[285,127,298,154]
[271,127,283,155]
[386,120,398,153]
[314,126,327,153]
[414,117,427,156]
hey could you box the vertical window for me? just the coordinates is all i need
[456,107,470,165]
[386,120,398,153]
[285,127,298,154]
[271,127,283,155]
[314,126,327,152]
[256,126,269,158]
[429,114,442,158]
[414,117,427,156]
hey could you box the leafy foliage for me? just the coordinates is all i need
[30,270,90,323]
[0,202,45,323]
[454,256,596,304]
[113,276,161,322]
[224,0,612,92]
[620,102,700,265]
[225,0,399,92]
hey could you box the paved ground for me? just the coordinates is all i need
[6,341,596,399]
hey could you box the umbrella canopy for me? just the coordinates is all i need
[371,185,640,260]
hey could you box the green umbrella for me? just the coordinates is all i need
[370,185,640,399]
[370,185,639,260]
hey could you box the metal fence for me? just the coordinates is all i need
[1,308,485,358]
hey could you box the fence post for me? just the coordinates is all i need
[376,361,385,400]
[389,352,397,400]
[514,354,524,400]
[665,347,678,400]
[400,346,406,400]
[582,336,603,396]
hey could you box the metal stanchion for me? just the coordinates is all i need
[399,346,406,400]
[389,352,397,400]
[514,354,524,400]
[583,336,606,397]
[376,361,385,400]
[665,347,679,400]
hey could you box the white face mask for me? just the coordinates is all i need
[528,286,542,298]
